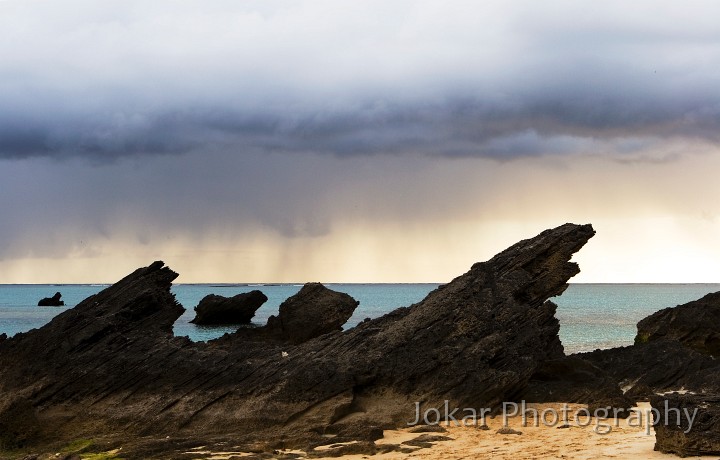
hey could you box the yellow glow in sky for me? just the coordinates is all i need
[2,149,719,284]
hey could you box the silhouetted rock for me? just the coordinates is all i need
[190,290,268,325]
[636,291,720,356]
[265,283,359,343]
[37,292,64,307]
[651,393,720,457]
[0,224,595,457]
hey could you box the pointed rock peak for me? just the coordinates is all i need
[448,223,595,306]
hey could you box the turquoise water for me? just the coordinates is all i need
[1,283,718,353]
[552,284,720,352]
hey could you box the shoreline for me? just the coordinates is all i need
[303,403,685,460]
[171,403,682,460]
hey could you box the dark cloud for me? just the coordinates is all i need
[1,1,719,161]
[1,96,718,161]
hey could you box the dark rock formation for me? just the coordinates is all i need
[211,283,360,345]
[521,356,633,416]
[574,290,720,455]
[636,291,720,356]
[579,340,719,399]
[651,393,720,457]
[0,223,595,457]
[37,292,64,307]
[190,290,268,325]
[265,283,359,343]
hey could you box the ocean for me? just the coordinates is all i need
[1,283,718,354]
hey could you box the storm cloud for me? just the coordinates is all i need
[2,1,720,283]
[2,0,720,160]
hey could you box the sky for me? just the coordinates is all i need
[1,0,719,283]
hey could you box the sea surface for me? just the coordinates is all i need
[1,283,718,354]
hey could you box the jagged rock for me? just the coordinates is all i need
[576,288,720,460]
[651,393,720,457]
[522,356,633,416]
[636,291,720,356]
[37,292,64,307]
[579,340,719,398]
[190,290,268,325]
[265,283,359,343]
[0,224,595,457]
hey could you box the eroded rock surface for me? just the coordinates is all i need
[190,290,268,325]
[0,223,595,457]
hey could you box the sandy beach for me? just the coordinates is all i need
[187,403,712,459]
[303,403,718,460]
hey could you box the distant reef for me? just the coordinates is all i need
[2,223,719,458]
[37,292,64,307]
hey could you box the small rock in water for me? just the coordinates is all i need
[37,292,64,307]
[190,290,267,325]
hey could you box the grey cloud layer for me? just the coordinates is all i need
[1,0,720,160]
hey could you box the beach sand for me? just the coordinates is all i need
[181,402,720,459]
[304,403,719,460]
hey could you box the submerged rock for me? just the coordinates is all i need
[636,291,720,356]
[0,224,595,457]
[37,292,64,307]
[190,290,268,325]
